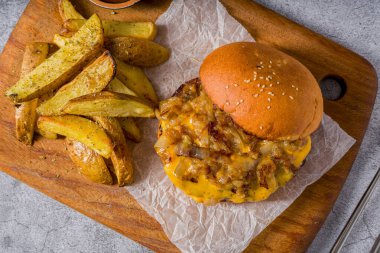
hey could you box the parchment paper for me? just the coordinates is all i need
[126,1,356,252]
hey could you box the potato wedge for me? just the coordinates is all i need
[16,99,39,143]
[15,42,49,145]
[63,91,155,117]
[37,115,113,158]
[105,37,169,67]
[66,138,113,185]
[115,59,158,103]
[20,43,49,76]
[52,37,159,104]
[35,127,58,139]
[53,34,71,48]
[5,14,103,103]
[107,78,137,97]
[118,118,142,143]
[64,19,157,40]
[58,0,85,21]
[93,117,133,186]
[37,51,115,116]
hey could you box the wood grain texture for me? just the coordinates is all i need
[0,0,377,252]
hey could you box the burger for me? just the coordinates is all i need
[154,42,323,205]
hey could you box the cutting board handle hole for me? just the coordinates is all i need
[319,75,347,100]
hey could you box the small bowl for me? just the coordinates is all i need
[88,0,141,9]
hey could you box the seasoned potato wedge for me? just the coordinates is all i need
[53,34,71,48]
[63,91,155,117]
[20,43,49,76]
[5,14,103,103]
[93,117,133,186]
[118,118,142,143]
[64,19,157,40]
[37,51,115,116]
[15,42,49,145]
[105,37,169,67]
[52,36,158,104]
[37,115,113,158]
[107,78,137,97]
[58,0,85,21]
[35,127,58,139]
[16,99,39,141]
[66,138,113,185]
[115,59,158,103]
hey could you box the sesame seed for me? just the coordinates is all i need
[291,85,295,88]
[282,92,285,95]
[267,105,271,110]
[225,101,230,105]
[267,98,271,102]
[261,84,266,88]
[236,101,240,105]
[240,99,244,103]
[110,11,117,15]
[253,71,257,75]
[260,89,264,92]
[260,61,263,64]
[268,65,272,68]
[268,76,272,80]
[259,76,264,79]
[269,84,273,87]
[265,77,269,81]
[276,81,280,84]
[257,83,261,87]
[268,91,274,96]
[289,96,294,100]
[259,125,263,130]
[244,79,251,83]
[296,88,299,91]
[254,94,259,98]
[269,60,272,64]
[234,83,238,87]
[253,77,257,81]
[272,72,276,75]
[225,85,229,89]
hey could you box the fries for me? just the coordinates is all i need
[63,91,155,117]
[6,0,170,186]
[115,59,158,103]
[15,42,49,145]
[38,115,113,158]
[53,34,71,48]
[119,118,142,143]
[64,19,157,40]
[93,117,133,186]
[66,139,113,185]
[6,14,103,103]
[35,128,58,139]
[105,37,169,67]
[37,51,115,115]
[107,78,137,97]
[58,0,85,21]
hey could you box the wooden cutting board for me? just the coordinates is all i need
[0,0,377,252]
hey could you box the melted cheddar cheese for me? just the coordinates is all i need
[155,79,312,205]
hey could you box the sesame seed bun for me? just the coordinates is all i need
[199,42,323,140]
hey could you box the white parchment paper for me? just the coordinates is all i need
[126,1,356,252]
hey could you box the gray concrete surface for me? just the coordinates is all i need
[0,0,379,252]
